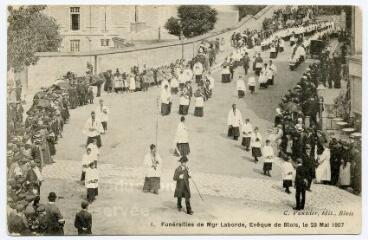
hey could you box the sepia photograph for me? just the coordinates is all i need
[4,2,364,236]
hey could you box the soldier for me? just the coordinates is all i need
[173,156,193,215]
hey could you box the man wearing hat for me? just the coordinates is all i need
[45,192,65,235]
[74,201,92,235]
[173,156,193,215]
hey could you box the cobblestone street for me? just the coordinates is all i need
[39,38,361,234]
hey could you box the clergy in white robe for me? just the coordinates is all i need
[174,117,190,157]
[161,85,172,116]
[179,88,190,115]
[81,148,94,182]
[279,39,285,52]
[171,77,179,94]
[193,62,203,83]
[267,60,277,86]
[262,140,274,176]
[315,146,331,183]
[282,158,294,193]
[178,71,186,90]
[87,140,99,166]
[143,144,162,194]
[83,111,104,148]
[194,89,204,117]
[95,99,109,132]
[241,119,253,151]
[184,67,193,83]
[236,76,246,98]
[248,76,256,94]
[259,68,268,89]
[221,65,231,83]
[227,104,243,140]
[85,163,98,203]
[206,73,215,90]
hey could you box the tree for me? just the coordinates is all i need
[165,6,217,38]
[237,5,266,20]
[7,5,62,71]
[164,17,181,37]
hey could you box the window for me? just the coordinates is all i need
[100,39,110,47]
[70,40,80,52]
[70,7,80,31]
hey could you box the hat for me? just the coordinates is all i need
[179,156,188,163]
[48,192,57,201]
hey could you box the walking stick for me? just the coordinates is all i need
[190,177,204,201]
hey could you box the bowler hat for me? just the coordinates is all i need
[48,192,57,201]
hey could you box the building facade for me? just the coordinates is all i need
[349,6,362,126]
[44,5,178,52]
[44,5,240,52]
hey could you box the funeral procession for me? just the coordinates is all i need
[6,4,362,235]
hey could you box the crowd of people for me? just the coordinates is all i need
[97,39,220,96]
[7,82,73,235]
[6,31,224,235]
[7,7,361,235]
[224,17,361,211]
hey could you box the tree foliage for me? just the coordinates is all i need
[164,17,181,37]
[237,5,266,20]
[7,5,62,71]
[165,5,217,38]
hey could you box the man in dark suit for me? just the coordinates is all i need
[294,158,308,210]
[74,201,92,235]
[45,192,65,235]
[303,144,316,191]
[242,52,250,75]
[173,156,193,215]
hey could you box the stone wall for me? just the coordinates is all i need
[26,5,282,94]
